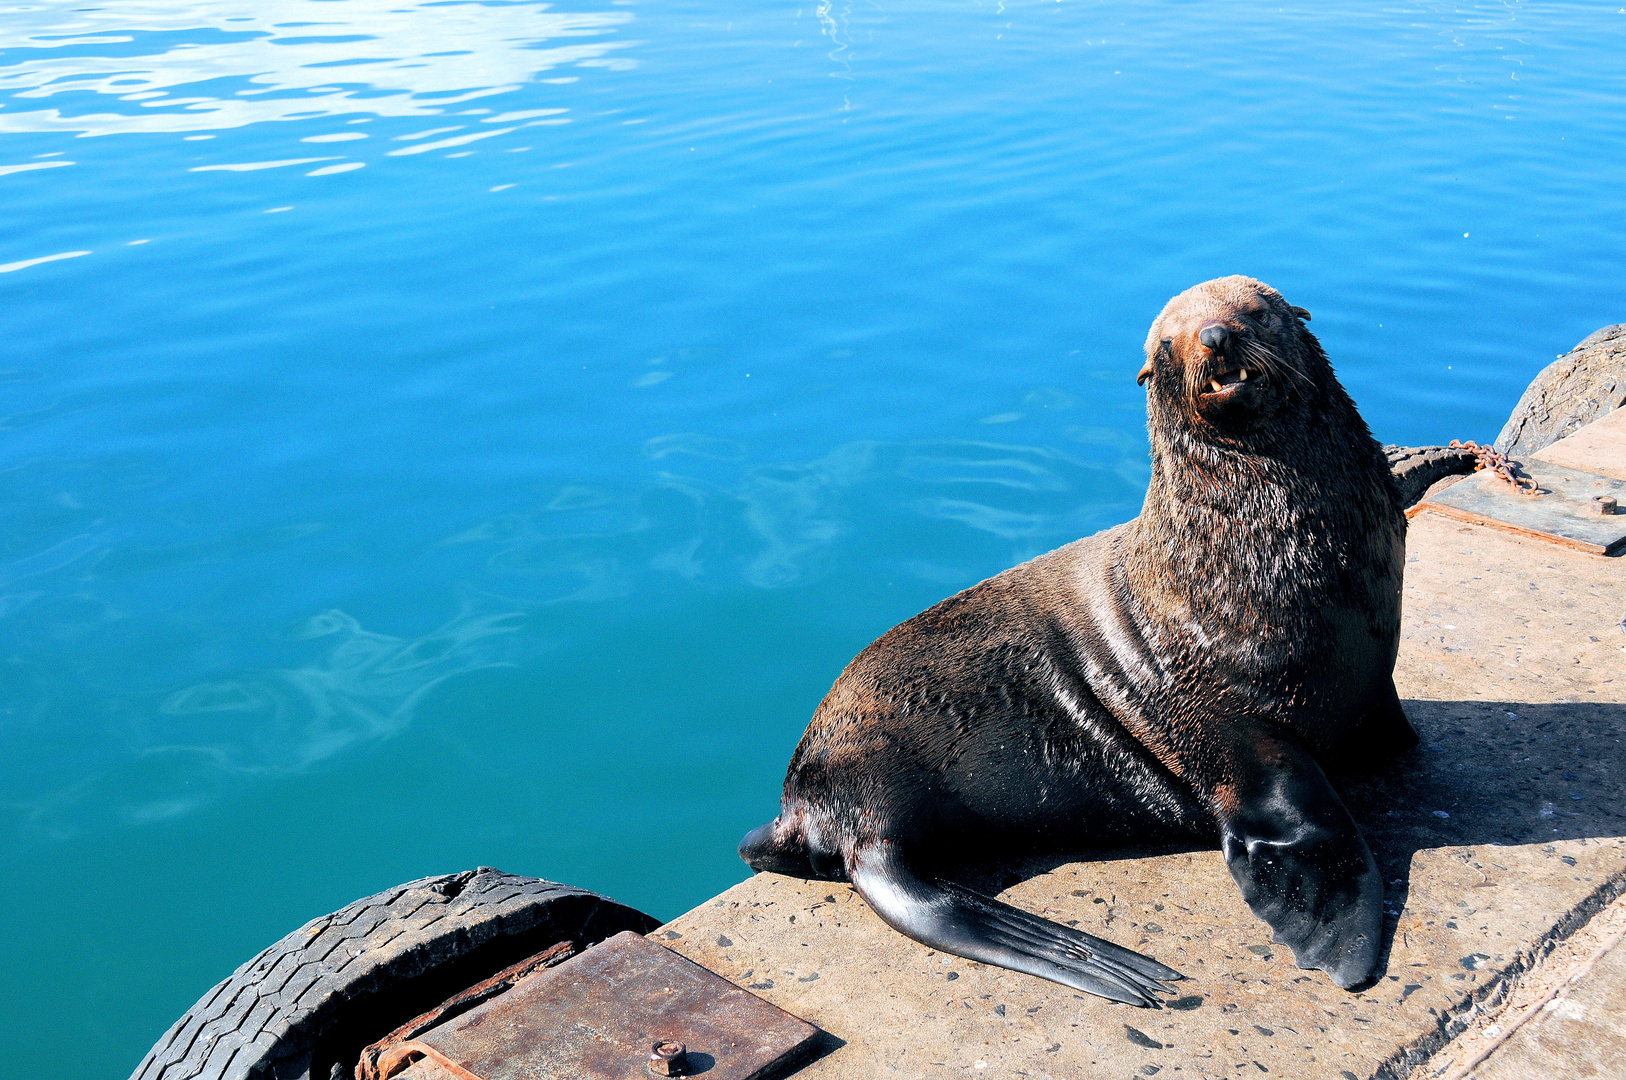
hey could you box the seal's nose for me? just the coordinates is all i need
[1199,323,1229,355]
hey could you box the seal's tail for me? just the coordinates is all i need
[738,816,815,878]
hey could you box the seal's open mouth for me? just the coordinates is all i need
[1200,365,1257,396]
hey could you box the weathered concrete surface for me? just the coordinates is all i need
[1496,323,1626,457]
[1423,889,1626,1079]
[1529,401,1626,482]
[1468,934,1626,1080]
[656,422,1626,1079]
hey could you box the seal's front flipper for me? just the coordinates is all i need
[1218,733,1384,990]
[849,845,1182,1007]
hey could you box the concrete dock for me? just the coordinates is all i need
[655,412,1625,1079]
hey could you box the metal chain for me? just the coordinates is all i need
[1449,439,1541,496]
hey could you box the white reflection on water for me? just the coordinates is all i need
[0,159,73,174]
[308,161,365,176]
[386,126,516,156]
[0,249,91,273]
[189,156,340,172]
[0,0,634,136]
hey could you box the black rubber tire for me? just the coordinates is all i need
[1384,444,1481,508]
[130,868,661,1080]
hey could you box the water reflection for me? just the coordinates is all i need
[446,437,1147,595]
[0,0,634,136]
[0,249,91,274]
[0,434,1147,842]
[17,605,523,840]
[0,159,73,175]
[0,421,1145,835]
[813,0,854,111]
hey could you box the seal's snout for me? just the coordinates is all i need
[1195,322,1256,398]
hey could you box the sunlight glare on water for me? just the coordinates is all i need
[1,1,1623,1075]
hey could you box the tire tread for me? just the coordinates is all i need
[130,868,656,1080]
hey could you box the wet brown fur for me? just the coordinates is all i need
[745,276,1410,989]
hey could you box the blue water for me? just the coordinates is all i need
[2,0,1623,1074]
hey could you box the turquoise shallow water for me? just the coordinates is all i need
[2,0,1624,1074]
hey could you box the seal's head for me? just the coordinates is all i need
[1138,275,1323,436]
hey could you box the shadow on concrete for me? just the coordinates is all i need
[793,1030,849,1073]
[953,698,1626,982]
[1344,698,1626,974]
[1350,698,1625,854]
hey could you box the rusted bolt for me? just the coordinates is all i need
[1592,495,1618,516]
[648,1040,687,1077]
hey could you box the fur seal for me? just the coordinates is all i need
[739,275,1416,1006]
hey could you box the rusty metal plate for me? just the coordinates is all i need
[1417,459,1626,555]
[403,931,821,1080]
[359,941,581,1080]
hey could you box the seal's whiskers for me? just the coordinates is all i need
[1241,335,1312,392]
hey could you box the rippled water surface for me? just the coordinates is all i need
[3,0,1624,1073]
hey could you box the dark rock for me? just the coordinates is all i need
[1496,323,1626,457]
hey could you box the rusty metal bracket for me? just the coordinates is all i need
[364,931,821,1080]
[359,940,581,1080]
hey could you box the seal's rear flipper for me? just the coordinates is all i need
[738,818,816,878]
[1218,737,1385,990]
[849,846,1183,1007]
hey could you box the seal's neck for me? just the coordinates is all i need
[1125,384,1400,633]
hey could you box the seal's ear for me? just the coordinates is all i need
[1290,306,1312,323]
[1137,339,1171,387]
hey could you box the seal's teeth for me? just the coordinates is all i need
[1209,379,1223,393]
[1238,368,1249,382]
